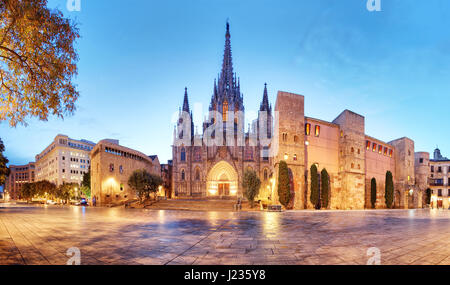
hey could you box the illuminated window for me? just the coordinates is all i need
[293,154,297,161]
[314,125,320,137]
[222,101,228,121]
[378,145,382,154]
[340,131,344,137]
[389,150,393,157]
[305,123,311,136]
[384,147,388,156]
[372,143,377,152]
[366,141,371,150]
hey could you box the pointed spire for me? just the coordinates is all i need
[260,83,270,111]
[182,87,190,112]
[219,20,234,92]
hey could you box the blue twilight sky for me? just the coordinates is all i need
[1,0,450,165]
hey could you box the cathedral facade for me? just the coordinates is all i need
[172,22,273,199]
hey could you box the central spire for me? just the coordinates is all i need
[219,20,234,92]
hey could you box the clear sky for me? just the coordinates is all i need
[1,0,450,165]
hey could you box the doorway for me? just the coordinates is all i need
[218,183,230,196]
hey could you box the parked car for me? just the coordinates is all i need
[46,200,57,205]
[80,198,88,206]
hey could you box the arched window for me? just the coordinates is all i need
[195,168,200,181]
[223,101,228,121]
[181,169,185,181]
[264,169,268,181]
[180,147,186,162]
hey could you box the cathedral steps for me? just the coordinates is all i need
[142,199,256,212]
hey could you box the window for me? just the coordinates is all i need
[294,135,299,143]
[119,165,123,174]
[378,145,382,154]
[109,163,114,172]
[384,147,388,156]
[351,163,355,169]
[351,147,354,153]
[195,168,200,181]
[264,169,268,181]
[419,158,424,164]
[314,125,320,137]
[358,164,361,170]
[438,189,442,197]
[293,154,297,161]
[262,146,269,161]
[282,133,288,142]
[305,124,311,136]
[438,167,442,173]
[222,101,228,121]
[366,141,371,150]
[389,150,393,157]
[357,149,360,155]
[340,131,344,137]
[372,143,377,152]
[180,147,186,162]
[181,169,185,181]
[431,166,435,172]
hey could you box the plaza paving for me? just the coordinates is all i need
[1,203,450,265]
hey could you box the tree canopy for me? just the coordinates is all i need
[128,169,163,203]
[0,138,9,186]
[385,171,394,209]
[0,0,80,126]
[277,160,291,208]
[370,178,377,209]
[320,168,329,209]
[242,169,261,208]
[310,164,319,209]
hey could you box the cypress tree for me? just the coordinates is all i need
[277,160,291,208]
[370,178,377,209]
[425,188,432,205]
[310,164,319,208]
[320,168,329,209]
[385,171,394,209]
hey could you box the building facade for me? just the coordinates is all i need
[35,134,95,186]
[5,162,35,200]
[172,22,273,199]
[91,139,158,206]
[426,148,450,209]
[172,23,431,209]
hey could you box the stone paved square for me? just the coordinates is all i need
[0,204,449,265]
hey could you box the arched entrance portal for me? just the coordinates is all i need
[207,161,239,197]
